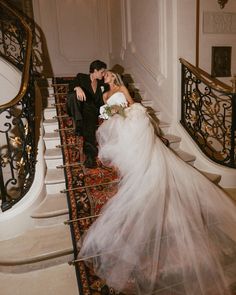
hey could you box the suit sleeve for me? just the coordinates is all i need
[68,73,84,93]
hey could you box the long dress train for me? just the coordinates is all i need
[78,92,236,295]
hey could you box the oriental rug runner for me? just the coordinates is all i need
[53,78,122,295]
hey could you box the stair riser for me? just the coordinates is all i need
[43,122,59,133]
[45,158,63,169]
[47,96,56,107]
[0,252,73,274]
[169,141,180,150]
[47,87,55,96]
[44,139,61,149]
[160,126,170,135]
[46,182,66,195]
[44,109,57,120]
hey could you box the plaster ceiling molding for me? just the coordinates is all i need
[126,0,167,84]
[55,0,102,62]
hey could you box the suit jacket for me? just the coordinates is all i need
[67,73,109,132]
[69,73,107,109]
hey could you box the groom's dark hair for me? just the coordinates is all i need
[89,60,107,73]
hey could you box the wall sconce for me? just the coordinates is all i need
[218,0,229,9]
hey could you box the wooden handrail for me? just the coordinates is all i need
[179,58,233,94]
[0,0,33,110]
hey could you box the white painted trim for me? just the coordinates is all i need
[0,123,46,240]
[174,123,236,188]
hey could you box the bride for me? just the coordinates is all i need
[78,70,236,295]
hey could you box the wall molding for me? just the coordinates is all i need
[120,0,127,60]
[55,0,99,62]
[126,0,167,84]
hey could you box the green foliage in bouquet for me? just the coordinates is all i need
[103,104,126,118]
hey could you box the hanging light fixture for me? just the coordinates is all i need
[218,0,229,9]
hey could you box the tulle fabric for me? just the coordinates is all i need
[78,99,236,294]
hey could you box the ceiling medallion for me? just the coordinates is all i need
[218,0,229,9]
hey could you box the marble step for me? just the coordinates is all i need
[45,168,66,194]
[31,193,69,226]
[43,118,59,133]
[43,131,61,149]
[224,188,236,202]
[0,263,79,295]
[47,95,56,107]
[44,148,63,169]
[48,86,55,96]
[44,106,57,120]
[0,224,73,273]
[164,133,181,150]
[174,149,196,165]
[159,120,170,134]
[199,170,221,184]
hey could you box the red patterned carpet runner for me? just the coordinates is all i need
[53,78,122,295]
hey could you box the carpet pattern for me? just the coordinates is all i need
[53,78,122,295]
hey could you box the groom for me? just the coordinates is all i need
[67,60,108,168]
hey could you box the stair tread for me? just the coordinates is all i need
[164,133,181,143]
[44,148,62,159]
[43,118,58,125]
[0,263,79,295]
[44,106,56,111]
[0,224,72,264]
[32,194,68,218]
[198,169,221,184]
[159,120,170,128]
[43,131,60,140]
[174,149,196,163]
[45,169,65,183]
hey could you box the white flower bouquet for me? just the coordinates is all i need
[99,104,127,120]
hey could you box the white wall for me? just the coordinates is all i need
[33,0,110,77]
[0,57,21,105]
[108,0,197,123]
[199,0,236,85]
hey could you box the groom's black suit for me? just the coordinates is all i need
[67,73,107,166]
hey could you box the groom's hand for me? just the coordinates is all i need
[74,87,86,101]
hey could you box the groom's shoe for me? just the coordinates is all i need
[84,156,97,168]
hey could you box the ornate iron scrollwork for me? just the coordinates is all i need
[180,59,235,168]
[0,1,36,211]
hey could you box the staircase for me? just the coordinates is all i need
[0,79,79,295]
[0,76,234,295]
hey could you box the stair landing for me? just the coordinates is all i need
[0,263,79,295]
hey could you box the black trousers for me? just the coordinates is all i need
[67,92,99,159]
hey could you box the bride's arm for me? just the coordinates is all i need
[120,85,134,105]
[103,91,108,104]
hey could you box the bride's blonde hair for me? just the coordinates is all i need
[110,71,124,86]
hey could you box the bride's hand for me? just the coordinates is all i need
[74,87,86,101]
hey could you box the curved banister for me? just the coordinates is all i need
[0,0,33,109]
[0,0,37,211]
[179,58,233,94]
[179,58,236,168]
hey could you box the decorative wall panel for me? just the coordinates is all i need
[33,0,109,76]
[126,0,167,82]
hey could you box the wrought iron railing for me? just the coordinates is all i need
[0,1,37,211]
[180,58,236,168]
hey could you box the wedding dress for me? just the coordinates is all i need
[78,92,236,295]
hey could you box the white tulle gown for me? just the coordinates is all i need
[78,92,236,295]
